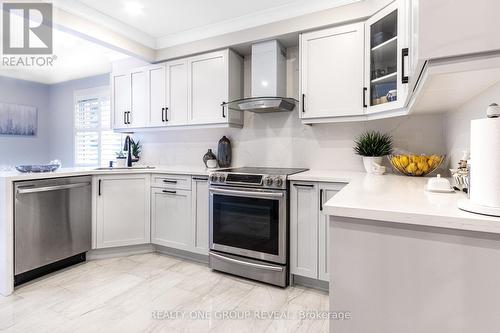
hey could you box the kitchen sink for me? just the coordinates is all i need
[94,166,156,170]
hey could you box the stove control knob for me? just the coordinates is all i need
[218,174,226,183]
[264,176,273,186]
[274,177,284,187]
[210,174,218,182]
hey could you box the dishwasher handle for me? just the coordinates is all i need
[17,182,91,195]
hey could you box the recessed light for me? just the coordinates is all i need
[123,1,144,15]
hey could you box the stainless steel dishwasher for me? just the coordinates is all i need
[14,176,92,285]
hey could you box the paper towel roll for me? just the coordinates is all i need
[470,117,500,207]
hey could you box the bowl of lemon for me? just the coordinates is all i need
[389,154,445,177]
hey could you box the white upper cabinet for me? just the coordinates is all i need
[188,51,227,125]
[365,0,408,114]
[188,49,243,126]
[112,49,242,131]
[147,64,166,127]
[112,68,148,129]
[300,22,365,122]
[111,72,131,130]
[130,68,148,127]
[165,59,189,126]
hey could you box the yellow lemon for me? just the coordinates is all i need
[399,155,409,168]
[406,162,417,174]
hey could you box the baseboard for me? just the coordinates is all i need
[292,274,329,292]
[154,245,208,264]
[87,244,155,260]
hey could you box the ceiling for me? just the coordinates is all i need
[58,0,358,48]
[0,29,129,84]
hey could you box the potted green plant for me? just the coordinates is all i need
[354,131,393,173]
[130,139,141,162]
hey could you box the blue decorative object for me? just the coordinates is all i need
[0,102,37,136]
[15,164,60,173]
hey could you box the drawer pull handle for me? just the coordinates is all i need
[193,177,208,181]
[293,184,314,188]
[162,190,176,194]
[162,180,178,184]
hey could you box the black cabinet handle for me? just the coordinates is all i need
[222,102,226,118]
[363,87,367,108]
[319,189,323,211]
[123,111,127,125]
[162,190,177,194]
[126,111,131,124]
[401,48,409,84]
[193,177,208,181]
[162,180,177,184]
[302,94,306,113]
[165,107,168,122]
[293,183,314,188]
[161,107,165,122]
[98,179,101,196]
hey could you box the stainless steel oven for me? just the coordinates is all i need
[209,186,287,264]
[208,167,307,287]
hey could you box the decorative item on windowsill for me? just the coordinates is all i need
[115,151,127,167]
[354,131,393,174]
[450,150,470,193]
[202,149,218,169]
[389,153,445,177]
[217,136,232,168]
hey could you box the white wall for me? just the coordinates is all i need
[0,77,50,167]
[48,74,110,167]
[445,80,500,169]
[137,47,446,171]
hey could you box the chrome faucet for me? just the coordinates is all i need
[123,135,133,167]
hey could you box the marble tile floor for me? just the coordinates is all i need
[0,253,329,333]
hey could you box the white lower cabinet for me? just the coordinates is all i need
[290,183,319,279]
[151,174,209,254]
[191,177,209,254]
[151,187,192,251]
[95,174,150,249]
[290,181,345,282]
[318,183,344,281]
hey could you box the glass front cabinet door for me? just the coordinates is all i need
[365,1,409,114]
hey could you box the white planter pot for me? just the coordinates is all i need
[362,156,383,174]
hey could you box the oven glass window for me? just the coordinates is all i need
[212,194,279,255]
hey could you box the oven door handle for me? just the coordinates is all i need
[210,252,284,272]
[210,187,284,198]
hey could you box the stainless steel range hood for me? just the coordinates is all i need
[223,40,297,113]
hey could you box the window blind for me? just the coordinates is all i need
[74,93,122,166]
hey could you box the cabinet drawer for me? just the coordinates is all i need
[152,174,192,190]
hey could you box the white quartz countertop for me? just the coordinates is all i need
[288,169,364,183]
[323,173,500,234]
[0,165,210,182]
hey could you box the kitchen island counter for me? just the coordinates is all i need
[324,173,500,333]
